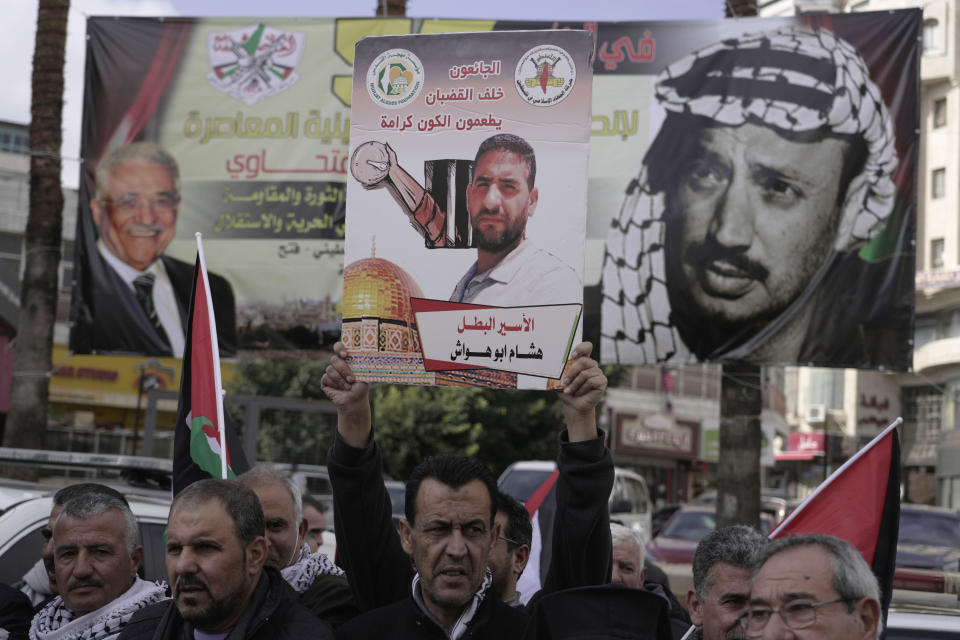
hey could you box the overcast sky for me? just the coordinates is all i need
[3,0,722,188]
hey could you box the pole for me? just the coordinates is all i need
[132,373,145,455]
[716,362,762,530]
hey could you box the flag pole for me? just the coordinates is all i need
[770,416,902,538]
[195,233,228,480]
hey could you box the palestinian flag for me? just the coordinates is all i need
[172,237,249,496]
[769,418,901,622]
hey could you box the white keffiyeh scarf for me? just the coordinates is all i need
[280,545,345,594]
[411,569,494,640]
[29,578,168,640]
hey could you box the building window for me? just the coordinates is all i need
[923,19,941,55]
[933,168,946,199]
[808,368,844,410]
[934,98,947,128]
[932,238,945,269]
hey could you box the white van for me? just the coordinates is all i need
[497,461,653,544]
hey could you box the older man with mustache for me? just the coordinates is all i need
[72,141,236,358]
[602,25,906,367]
[29,493,167,640]
[119,479,330,640]
[684,526,769,640]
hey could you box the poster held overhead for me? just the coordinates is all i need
[343,30,593,389]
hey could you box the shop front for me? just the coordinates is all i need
[611,412,699,507]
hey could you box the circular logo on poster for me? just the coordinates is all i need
[366,48,424,109]
[515,44,577,107]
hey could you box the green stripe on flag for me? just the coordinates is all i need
[189,416,236,480]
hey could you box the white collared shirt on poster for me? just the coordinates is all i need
[98,241,185,357]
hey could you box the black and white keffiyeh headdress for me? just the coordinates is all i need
[29,577,167,640]
[601,25,898,364]
[280,544,345,594]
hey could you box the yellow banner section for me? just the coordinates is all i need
[48,345,235,411]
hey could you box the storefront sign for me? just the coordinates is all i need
[616,413,697,458]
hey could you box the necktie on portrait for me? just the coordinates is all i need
[133,273,170,346]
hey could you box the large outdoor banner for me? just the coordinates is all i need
[595,12,919,369]
[71,12,917,370]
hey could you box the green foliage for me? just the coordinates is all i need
[371,385,482,480]
[469,389,561,476]
[602,364,631,388]
[225,358,336,466]
[228,358,572,478]
[372,385,564,480]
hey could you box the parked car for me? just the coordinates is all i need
[691,490,789,525]
[897,504,960,572]
[887,590,960,638]
[651,504,682,537]
[647,504,775,564]
[498,461,653,543]
[0,491,171,585]
[385,480,406,527]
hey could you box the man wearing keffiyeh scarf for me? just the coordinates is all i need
[601,25,901,365]
[29,494,167,640]
[238,467,358,628]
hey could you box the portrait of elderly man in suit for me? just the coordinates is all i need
[71,141,236,357]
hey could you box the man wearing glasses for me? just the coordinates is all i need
[742,534,881,639]
[73,141,236,357]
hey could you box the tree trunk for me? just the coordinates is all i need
[375,0,407,16]
[716,362,762,530]
[3,0,69,453]
[725,0,758,17]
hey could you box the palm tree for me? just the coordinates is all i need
[4,0,70,452]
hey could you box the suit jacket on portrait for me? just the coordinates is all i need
[70,252,237,358]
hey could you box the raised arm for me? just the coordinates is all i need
[322,342,413,610]
[559,341,606,443]
[541,341,614,597]
[321,341,371,448]
[355,142,447,247]
[383,143,426,215]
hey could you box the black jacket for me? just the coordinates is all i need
[522,584,673,640]
[71,252,237,357]
[297,572,360,629]
[0,583,31,640]
[644,581,692,640]
[118,567,331,640]
[529,429,614,602]
[327,427,614,613]
[336,589,528,640]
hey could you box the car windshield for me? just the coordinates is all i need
[499,468,553,503]
[661,511,716,542]
[899,510,960,548]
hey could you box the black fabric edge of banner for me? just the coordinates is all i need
[875,431,901,637]
[171,257,200,498]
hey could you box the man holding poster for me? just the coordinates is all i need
[352,133,582,307]
[601,24,914,368]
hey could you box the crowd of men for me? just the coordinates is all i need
[0,340,885,640]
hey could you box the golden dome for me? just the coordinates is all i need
[342,256,424,324]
